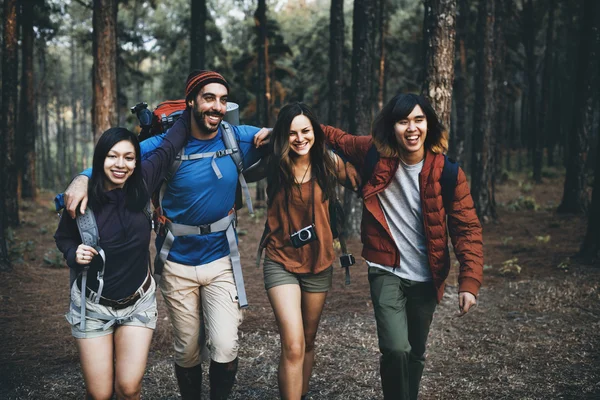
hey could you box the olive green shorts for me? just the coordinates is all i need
[263,256,333,293]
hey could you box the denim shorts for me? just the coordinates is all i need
[263,256,333,293]
[65,276,158,339]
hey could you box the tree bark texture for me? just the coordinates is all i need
[451,0,469,167]
[19,0,36,200]
[421,0,456,132]
[540,0,556,170]
[92,0,118,143]
[345,0,376,238]
[328,0,344,127]
[522,0,542,183]
[70,35,78,178]
[377,0,387,112]
[2,0,20,227]
[254,0,269,202]
[493,0,507,183]
[580,118,600,261]
[470,0,496,222]
[190,0,206,70]
[557,0,598,214]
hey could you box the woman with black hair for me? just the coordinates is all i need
[54,113,189,400]
[258,102,350,400]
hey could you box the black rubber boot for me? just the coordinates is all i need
[209,357,238,400]
[174,363,203,400]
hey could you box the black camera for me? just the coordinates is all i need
[339,253,355,268]
[290,224,318,248]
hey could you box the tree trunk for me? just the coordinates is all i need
[0,214,10,271]
[557,0,598,214]
[2,0,20,227]
[190,0,206,70]
[92,0,118,143]
[328,0,344,127]
[69,36,79,177]
[541,0,556,169]
[18,0,36,200]
[494,0,507,182]
[376,0,387,112]
[451,0,468,166]
[254,0,269,203]
[522,0,542,183]
[344,0,376,238]
[580,106,600,261]
[421,0,456,132]
[80,43,90,170]
[470,0,496,222]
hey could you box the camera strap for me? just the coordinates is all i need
[286,178,315,236]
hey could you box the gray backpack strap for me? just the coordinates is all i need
[74,208,106,330]
[221,121,254,215]
[158,212,248,308]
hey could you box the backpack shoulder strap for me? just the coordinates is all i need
[76,208,99,248]
[440,154,459,212]
[360,144,380,190]
[221,121,254,215]
[220,121,244,173]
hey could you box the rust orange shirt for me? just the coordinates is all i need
[265,178,334,274]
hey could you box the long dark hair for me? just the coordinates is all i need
[88,127,148,212]
[266,102,337,206]
[372,93,448,157]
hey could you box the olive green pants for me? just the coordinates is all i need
[368,267,438,400]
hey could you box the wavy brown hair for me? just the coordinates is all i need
[266,102,337,206]
[372,93,448,157]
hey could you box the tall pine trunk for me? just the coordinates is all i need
[190,0,206,70]
[328,0,344,127]
[421,0,456,132]
[470,0,496,222]
[70,35,79,178]
[92,0,118,143]
[557,0,598,214]
[451,0,469,166]
[344,0,376,238]
[540,0,556,169]
[19,0,36,200]
[2,0,20,227]
[254,0,269,203]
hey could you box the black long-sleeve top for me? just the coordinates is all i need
[54,111,190,300]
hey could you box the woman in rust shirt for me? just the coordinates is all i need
[259,102,348,400]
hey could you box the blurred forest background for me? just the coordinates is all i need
[0,0,599,269]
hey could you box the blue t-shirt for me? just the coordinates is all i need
[65,124,264,267]
[148,125,262,265]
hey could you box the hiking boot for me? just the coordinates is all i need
[209,357,238,400]
[174,363,203,399]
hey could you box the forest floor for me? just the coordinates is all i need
[0,168,599,400]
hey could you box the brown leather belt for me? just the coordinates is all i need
[79,273,152,310]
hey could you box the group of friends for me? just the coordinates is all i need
[54,70,483,400]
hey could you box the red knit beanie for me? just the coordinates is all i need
[185,70,229,102]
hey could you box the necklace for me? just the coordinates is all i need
[295,161,311,186]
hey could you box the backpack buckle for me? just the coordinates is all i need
[215,149,229,158]
[199,224,211,235]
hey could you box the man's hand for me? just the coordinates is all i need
[345,162,361,192]
[253,127,272,148]
[458,291,477,317]
[64,175,89,219]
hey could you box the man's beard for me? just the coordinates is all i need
[193,108,224,134]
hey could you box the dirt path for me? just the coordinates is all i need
[1,174,598,399]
